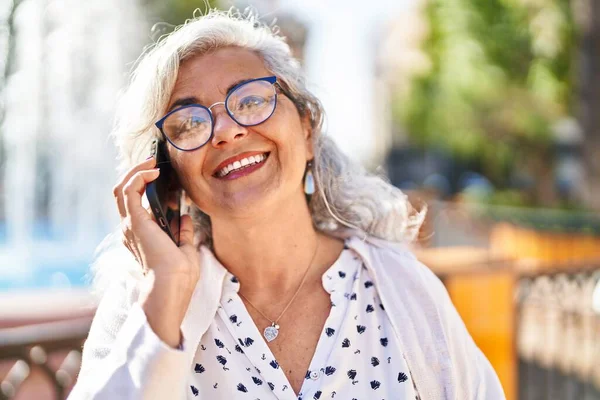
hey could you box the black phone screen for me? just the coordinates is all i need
[146,139,182,245]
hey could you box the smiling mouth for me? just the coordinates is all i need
[215,152,270,178]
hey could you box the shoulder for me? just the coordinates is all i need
[347,235,445,295]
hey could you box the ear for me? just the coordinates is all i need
[301,113,314,160]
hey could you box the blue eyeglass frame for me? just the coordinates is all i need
[155,76,279,152]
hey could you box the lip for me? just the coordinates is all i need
[213,151,270,177]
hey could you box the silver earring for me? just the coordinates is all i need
[304,161,315,195]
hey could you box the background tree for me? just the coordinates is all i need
[143,0,222,28]
[395,0,578,207]
[576,0,600,210]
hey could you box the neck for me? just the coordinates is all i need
[211,194,325,298]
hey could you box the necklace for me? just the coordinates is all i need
[238,239,319,342]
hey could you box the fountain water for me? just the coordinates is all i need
[0,0,147,290]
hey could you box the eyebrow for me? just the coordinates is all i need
[167,78,253,112]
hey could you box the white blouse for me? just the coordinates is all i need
[189,244,417,399]
[70,236,505,400]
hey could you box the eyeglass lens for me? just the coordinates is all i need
[162,79,276,150]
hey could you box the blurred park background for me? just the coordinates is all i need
[0,0,599,399]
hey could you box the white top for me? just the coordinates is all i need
[190,245,416,399]
[69,236,505,400]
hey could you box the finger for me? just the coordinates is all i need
[178,214,195,248]
[146,205,157,223]
[123,168,160,225]
[113,157,157,218]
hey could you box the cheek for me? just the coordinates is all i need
[171,152,208,190]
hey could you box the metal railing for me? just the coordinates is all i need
[517,269,600,400]
[0,317,92,400]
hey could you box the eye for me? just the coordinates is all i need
[172,115,209,138]
[235,95,268,113]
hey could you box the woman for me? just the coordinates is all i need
[69,9,504,400]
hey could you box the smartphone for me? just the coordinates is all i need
[146,139,182,245]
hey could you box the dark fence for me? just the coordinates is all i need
[517,270,600,400]
[0,317,92,400]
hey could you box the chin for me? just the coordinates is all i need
[214,181,280,217]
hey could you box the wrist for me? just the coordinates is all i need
[140,276,194,348]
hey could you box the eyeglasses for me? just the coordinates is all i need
[155,76,280,152]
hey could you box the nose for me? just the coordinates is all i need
[210,103,248,147]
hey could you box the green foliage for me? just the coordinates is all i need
[144,0,222,27]
[396,0,578,187]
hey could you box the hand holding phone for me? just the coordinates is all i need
[112,149,199,349]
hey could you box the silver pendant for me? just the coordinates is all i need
[264,323,279,342]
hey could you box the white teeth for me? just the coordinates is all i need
[217,153,267,177]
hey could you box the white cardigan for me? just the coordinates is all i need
[69,236,505,400]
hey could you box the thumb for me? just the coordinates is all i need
[178,214,195,248]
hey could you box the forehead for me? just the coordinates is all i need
[170,47,271,105]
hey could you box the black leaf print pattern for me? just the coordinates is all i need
[190,385,199,396]
[194,363,205,373]
[325,366,336,376]
[370,380,381,390]
[380,303,385,310]
[305,370,311,379]
[331,391,337,398]
[371,357,380,366]
[338,271,346,278]
[380,337,388,346]
[282,384,289,391]
[388,356,392,364]
[270,359,279,369]
[213,383,218,389]
[314,391,322,399]
[252,376,263,385]
[398,372,409,383]
[229,314,238,323]
[357,325,366,334]
[364,280,374,288]
[325,327,335,337]
[237,383,248,393]
[331,301,336,307]
[268,382,275,390]
[216,355,227,366]
[354,349,361,354]
[244,337,254,347]
[347,369,359,385]
[350,293,357,300]
[235,344,244,354]
[231,276,239,283]
[342,338,351,348]
[214,338,224,348]
[366,304,374,313]
[200,344,207,350]
[261,353,266,360]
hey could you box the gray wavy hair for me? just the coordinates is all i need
[93,8,425,293]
